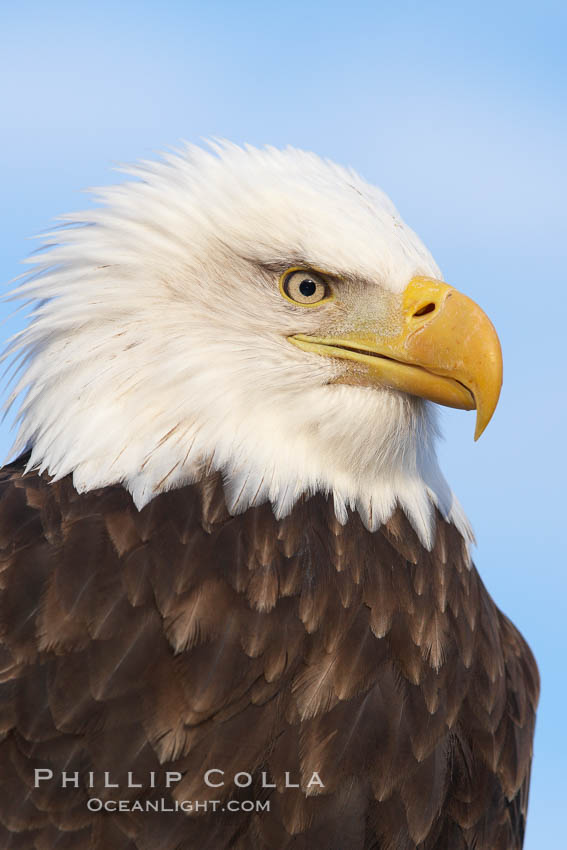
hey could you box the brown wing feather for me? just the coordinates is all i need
[0,455,539,849]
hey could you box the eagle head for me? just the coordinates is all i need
[7,142,502,547]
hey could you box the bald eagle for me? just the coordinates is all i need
[0,143,538,849]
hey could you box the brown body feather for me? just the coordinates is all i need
[0,455,538,849]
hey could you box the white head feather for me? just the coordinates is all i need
[5,142,473,548]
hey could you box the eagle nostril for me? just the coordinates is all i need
[413,302,436,318]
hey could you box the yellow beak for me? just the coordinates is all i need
[289,276,503,440]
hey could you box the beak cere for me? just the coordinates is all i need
[289,276,503,440]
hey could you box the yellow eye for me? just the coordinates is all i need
[279,268,333,307]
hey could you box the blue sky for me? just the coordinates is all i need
[1,1,566,845]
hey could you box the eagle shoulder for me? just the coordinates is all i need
[0,456,539,849]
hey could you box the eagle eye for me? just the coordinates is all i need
[279,268,333,307]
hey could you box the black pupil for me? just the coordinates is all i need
[299,279,317,297]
